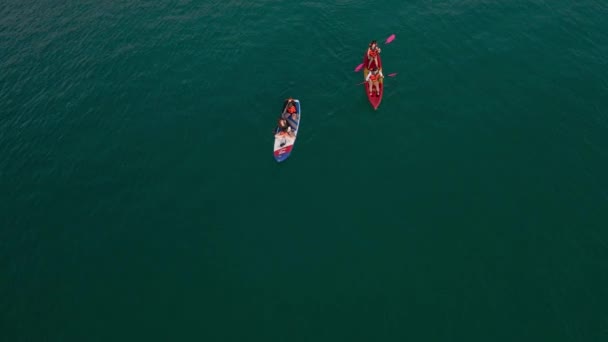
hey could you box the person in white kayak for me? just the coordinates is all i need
[365,67,383,96]
[282,98,298,120]
[276,117,293,137]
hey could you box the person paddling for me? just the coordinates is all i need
[365,67,383,96]
[367,40,381,69]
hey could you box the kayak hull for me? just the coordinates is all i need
[273,99,301,162]
[362,53,383,110]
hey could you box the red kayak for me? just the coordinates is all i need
[362,52,383,110]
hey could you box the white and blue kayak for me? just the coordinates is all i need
[273,99,301,162]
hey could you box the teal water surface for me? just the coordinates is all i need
[2,0,608,341]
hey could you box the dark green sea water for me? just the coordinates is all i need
[2,0,608,340]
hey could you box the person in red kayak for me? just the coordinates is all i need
[367,40,381,69]
[365,67,384,96]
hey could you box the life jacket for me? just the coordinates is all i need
[287,105,296,114]
[369,73,379,81]
[368,47,378,57]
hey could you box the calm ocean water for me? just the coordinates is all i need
[1,0,607,340]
